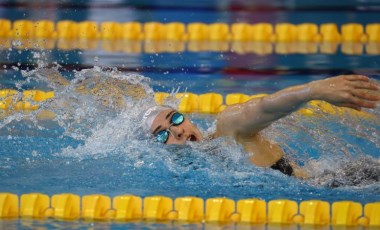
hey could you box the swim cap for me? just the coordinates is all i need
[142,105,173,132]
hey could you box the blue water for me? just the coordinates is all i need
[1,1,380,229]
[0,69,379,230]
[1,68,379,202]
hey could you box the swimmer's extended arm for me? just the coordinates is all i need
[216,75,380,137]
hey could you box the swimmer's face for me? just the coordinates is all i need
[150,109,203,145]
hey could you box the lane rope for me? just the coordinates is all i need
[0,192,379,226]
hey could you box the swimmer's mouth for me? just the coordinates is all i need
[187,135,198,142]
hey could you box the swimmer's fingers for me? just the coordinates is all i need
[343,75,370,82]
[348,80,380,90]
[349,94,377,109]
[352,90,380,102]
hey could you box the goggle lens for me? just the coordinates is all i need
[155,112,185,144]
[156,130,169,143]
[171,112,184,125]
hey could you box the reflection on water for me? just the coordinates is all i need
[1,39,380,56]
[0,219,370,230]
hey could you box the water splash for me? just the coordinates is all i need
[1,67,379,198]
[263,95,380,187]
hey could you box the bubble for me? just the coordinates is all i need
[33,52,41,59]
[32,151,38,157]
[134,160,144,167]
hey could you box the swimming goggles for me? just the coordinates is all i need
[155,112,184,144]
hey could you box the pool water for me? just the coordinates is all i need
[1,67,379,201]
[1,1,380,229]
[0,67,379,230]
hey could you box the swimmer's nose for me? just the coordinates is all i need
[169,126,184,139]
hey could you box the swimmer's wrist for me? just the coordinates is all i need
[308,81,323,101]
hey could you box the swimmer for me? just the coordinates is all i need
[30,70,380,178]
[143,75,380,178]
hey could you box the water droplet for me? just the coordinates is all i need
[12,40,21,46]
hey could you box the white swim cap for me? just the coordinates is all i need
[142,105,173,132]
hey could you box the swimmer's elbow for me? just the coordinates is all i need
[216,98,275,136]
[244,97,276,117]
[242,98,276,127]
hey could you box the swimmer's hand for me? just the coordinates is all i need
[310,75,380,110]
[216,74,379,138]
